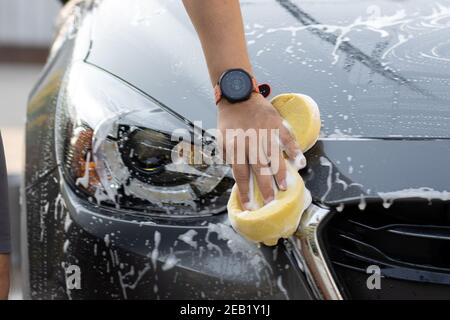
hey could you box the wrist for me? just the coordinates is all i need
[217,92,263,111]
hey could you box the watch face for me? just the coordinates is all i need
[219,69,253,103]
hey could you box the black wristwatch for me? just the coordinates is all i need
[214,68,271,104]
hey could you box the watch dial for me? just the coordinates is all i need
[220,69,253,102]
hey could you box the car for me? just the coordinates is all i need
[22,0,450,300]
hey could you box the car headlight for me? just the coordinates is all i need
[55,63,232,217]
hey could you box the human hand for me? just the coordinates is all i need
[217,93,306,210]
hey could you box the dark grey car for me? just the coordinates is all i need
[23,0,450,299]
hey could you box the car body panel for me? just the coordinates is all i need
[304,139,450,206]
[23,5,314,299]
[23,0,450,299]
[87,0,450,138]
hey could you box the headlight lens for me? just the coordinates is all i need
[56,63,232,216]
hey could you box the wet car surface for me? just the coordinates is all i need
[23,0,450,299]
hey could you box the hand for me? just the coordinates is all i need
[217,93,306,210]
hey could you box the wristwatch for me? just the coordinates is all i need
[214,68,271,104]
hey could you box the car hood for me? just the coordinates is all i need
[86,0,450,138]
[84,0,450,206]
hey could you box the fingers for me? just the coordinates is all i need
[247,132,276,204]
[251,162,275,204]
[226,134,253,210]
[221,116,306,210]
[273,152,287,190]
[233,136,282,208]
[264,131,287,191]
[232,163,252,210]
[279,124,307,170]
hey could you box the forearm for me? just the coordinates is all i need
[183,1,299,206]
[182,0,252,84]
[0,254,10,300]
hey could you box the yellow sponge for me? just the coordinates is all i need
[271,93,321,152]
[227,93,321,246]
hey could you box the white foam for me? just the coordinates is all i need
[75,152,91,188]
[104,234,110,247]
[291,152,307,170]
[177,230,198,249]
[206,223,273,273]
[151,231,161,270]
[266,7,411,64]
[378,187,450,203]
[277,276,290,300]
[358,194,367,211]
[282,119,294,137]
[162,253,179,271]
[303,188,312,209]
[285,168,297,188]
[319,157,333,202]
[245,171,260,211]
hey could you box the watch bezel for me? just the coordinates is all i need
[218,68,254,103]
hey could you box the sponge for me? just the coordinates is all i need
[227,94,321,246]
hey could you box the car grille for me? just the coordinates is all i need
[322,200,450,299]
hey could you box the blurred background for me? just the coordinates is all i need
[0,0,62,299]
[1,0,60,174]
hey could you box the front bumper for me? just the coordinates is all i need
[44,181,315,299]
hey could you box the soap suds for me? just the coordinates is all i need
[177,230,198,249]
[206,223,271,272]
[151,231,161,270]
[378,187,450,205]
[277,276,289,300]
[319,157,333,202]
[246,171,260,211]
[104,234,111,247]
[291,152,307,170]
[162,252,179,271]
[358,194,367,210]
[76,152,91,188]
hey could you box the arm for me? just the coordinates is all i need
[183,0,304,208]
[0,254,9,300]
[0,134,9,300]
[182,0,252,85]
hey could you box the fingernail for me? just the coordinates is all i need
[293,152,307,170]
[264,196,274,205]
[244,202,252,211]
[279,179,287,190]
